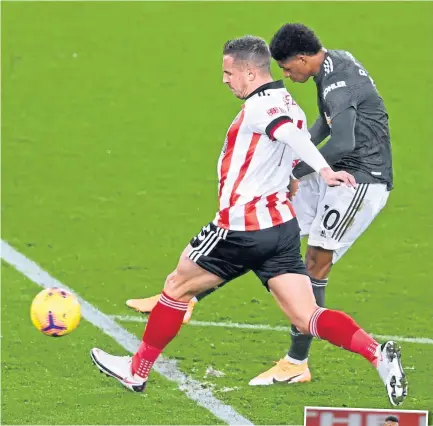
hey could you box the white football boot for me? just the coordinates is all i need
[377,341,408,406]
[90,348,146,392]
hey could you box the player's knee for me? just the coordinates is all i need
[164,270,181,292]
[163,269,191,301]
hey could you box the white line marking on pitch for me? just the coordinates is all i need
[111,315,433,345]
[1,241,253,426]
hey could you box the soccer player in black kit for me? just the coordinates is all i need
[126,24,406,406]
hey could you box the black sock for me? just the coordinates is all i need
[287,277,328,362]
[196,281,229,302]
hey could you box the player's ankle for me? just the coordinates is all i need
[132,354,154,380]
[133,372,148,382]
[285,354,308,364]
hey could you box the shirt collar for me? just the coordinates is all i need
[313,48,329,84]
[245,80,285,100]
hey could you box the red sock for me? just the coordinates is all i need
[132,292,189,379]
[309,308,379,366]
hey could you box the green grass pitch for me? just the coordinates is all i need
[2,1,432,425]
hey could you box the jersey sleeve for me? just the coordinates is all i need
[321,72,358,119]
[246,98,292,141]
[309,115,330,146]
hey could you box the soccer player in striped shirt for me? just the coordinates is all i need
[90,35,406,406]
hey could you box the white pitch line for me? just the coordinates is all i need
[1,241,253,426]
[111,315,433,345]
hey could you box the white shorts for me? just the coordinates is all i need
[292,173,390,264]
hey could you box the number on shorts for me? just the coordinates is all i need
[323,205,341,230]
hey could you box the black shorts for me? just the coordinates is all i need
[187,219,307,289]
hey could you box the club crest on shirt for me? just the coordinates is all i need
[283,94,297,110]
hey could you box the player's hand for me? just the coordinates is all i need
[288,159,301,200]
[288,177,299,200]
[320,167,356,188]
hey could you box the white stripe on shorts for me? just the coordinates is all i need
[188,229,217,261]
[189,228,226,262]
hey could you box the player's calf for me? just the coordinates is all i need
[307,307,408,404]
[288,277,327,363]
[130,250,224,383]
[92,244,226,392]
[286,246,332,362]
[305,246,333,280]
[268,273,318,335]
[269,275,357,345]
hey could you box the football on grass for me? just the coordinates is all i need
[30,287,81,336]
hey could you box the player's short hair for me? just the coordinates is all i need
[385,416,399,423]
[270,23,322,61]
[223,36,271,73]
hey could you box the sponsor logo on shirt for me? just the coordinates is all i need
[323,80,346,98]
[267,106,287,117]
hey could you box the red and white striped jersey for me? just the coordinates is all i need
[214,80,309,231]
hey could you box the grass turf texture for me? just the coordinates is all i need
[2,1,433,424]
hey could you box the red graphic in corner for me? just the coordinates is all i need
[305,408,427,426]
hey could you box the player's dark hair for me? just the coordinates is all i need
[385,416,399,423]
[270,23,322,61]
[223,36,271,73]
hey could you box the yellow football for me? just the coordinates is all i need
[30,287,81,336]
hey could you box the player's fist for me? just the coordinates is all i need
[320,167,356,188]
